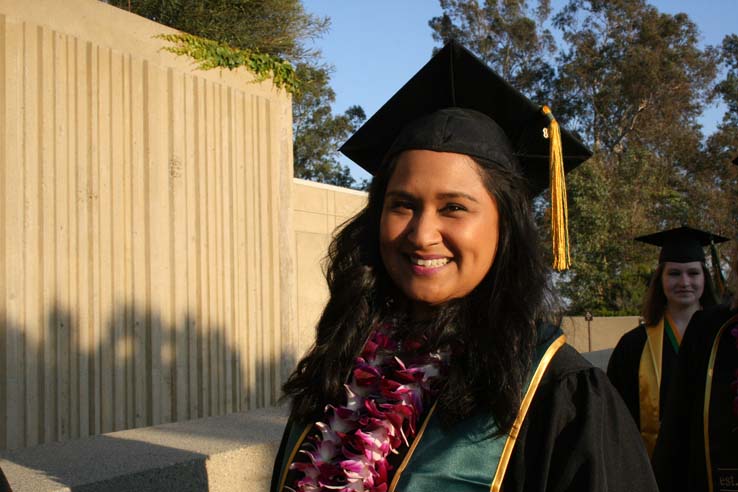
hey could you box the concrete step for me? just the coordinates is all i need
[0,407,288,492]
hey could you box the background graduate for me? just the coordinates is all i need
[652,240,737,492]
[271,41,657,492]
[606,226,726,456]
[653,158,737,492]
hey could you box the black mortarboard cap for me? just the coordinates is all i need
[635,226,729,263]
[339,40,592,196]
[339,41,592,270]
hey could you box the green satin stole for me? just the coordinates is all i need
[276,331,566,492]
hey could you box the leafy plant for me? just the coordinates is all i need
[157,33,299,93]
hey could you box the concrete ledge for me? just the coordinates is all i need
[0,407,288,492]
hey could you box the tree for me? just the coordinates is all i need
[552,0,719,314]
[431,0,722,314]
[107,0,366,189]
[292,63,366,187]
[429,0,556,100]
[109,0,328,63]
[697,34,738,284]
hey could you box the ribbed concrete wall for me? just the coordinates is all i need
[0,0,296,450]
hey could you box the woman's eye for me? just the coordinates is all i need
[442,203,466,213]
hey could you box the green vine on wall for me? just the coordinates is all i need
[157,33,299,94]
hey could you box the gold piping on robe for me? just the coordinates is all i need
[277,423,312,492]
[387,334,566,491]
[490,334,566,491]
[388,402,439,492]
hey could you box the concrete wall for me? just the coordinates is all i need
[561,315,639,354]
[291,179,367,357]
[0,0,296,450]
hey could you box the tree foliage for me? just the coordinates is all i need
[431,0,733,314]
[700,34,738,290]
[108,0,366,189]
[110,0,328,62]
[429,0,555,99]
[292,63,366,187]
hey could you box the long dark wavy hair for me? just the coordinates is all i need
[641,262,718,326]
[282,152,556,434]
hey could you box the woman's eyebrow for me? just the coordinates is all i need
[385,190,479,203]
[437,191,479,203]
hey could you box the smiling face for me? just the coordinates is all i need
[379,150,500,315]
[661,261,705,310]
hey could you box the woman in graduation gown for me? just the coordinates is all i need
[652,246,738,492]
[271,41,657,492]
[606,226,725,456]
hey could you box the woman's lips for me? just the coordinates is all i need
[408,255,451,276]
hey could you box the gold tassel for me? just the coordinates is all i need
[542,105,570,271]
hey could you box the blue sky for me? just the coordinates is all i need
[301,0,738,182]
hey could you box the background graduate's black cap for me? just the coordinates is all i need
[635,225,729,263]
[339,40,592,270]
[339,40,592,196]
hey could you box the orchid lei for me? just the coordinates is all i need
[288,321,448,492]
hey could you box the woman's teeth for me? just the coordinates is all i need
[410,257,450,267]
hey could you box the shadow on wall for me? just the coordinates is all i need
[1,301,290,451]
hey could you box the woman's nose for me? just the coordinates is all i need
[406,211,441,248]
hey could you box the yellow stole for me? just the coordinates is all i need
[638,314,681,456]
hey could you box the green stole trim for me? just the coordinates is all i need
[390,333,565,492]
[275,331,566,492]
[663,314,681,354]
[703,312,738,492]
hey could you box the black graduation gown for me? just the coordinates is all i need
[652,305,738,492]
[272,344,657,492]
[606,323,678,428]
[0,466,11,492]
